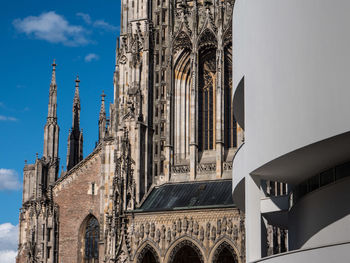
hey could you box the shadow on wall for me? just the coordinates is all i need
[289,176,350,250]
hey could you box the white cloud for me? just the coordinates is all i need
[76,12,92,24]
[93,20,118,31]
[76,12,118,31]
[0,169,21,190]
[13,11,90,46]
[0,115,18,122]
[84,53,99,62]
[0,250,17,263]
[0,223,18,263]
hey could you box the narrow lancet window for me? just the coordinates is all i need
[84,217,99,262]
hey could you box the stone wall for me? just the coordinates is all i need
[122,208,245,263]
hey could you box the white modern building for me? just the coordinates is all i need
[232,0,350,262]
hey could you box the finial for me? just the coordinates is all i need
[101,90,106,100]
[25,160,27,165]
[75,75,80,86]
[51,59,57,85]
[36,153,38,159]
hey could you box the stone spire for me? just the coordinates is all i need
[43,60,60,185]
[66,75,83,171]
[47,60,58,121]
[98,91,106,142]
[72,75,81,130]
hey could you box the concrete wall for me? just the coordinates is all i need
[252,242,350,263]
[289,177,350,250]
[233,0,350,184]
[232,1,350,261]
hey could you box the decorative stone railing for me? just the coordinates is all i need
[172,165,190,174]
[197,163,216,173]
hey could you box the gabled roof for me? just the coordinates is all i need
[136,180,234,212]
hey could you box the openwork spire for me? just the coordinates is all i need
[98,91,107,142]
[51,59,57,87]
[100,91,106,117]
[74,75,80,104]
[47,60,58,121]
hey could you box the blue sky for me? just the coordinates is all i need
[0,1,120,260]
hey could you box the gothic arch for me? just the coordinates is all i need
[223,40,236,149]
[208,238,241,263]
[135,242,160,263]
[78,214,100,263]
[164,237,206,263]
[173,31,192,54]
[197,28,217,51]
[197,29,217,152]
[173,48,192,162]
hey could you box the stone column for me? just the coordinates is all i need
[189,49,198,180]
[164,45,173,182]
[216,26,224,178]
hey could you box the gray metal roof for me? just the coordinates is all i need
[137,180,234,212]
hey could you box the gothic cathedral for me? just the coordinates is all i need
[17,1,245,263]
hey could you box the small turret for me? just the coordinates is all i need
[98,91,107,142]
[66,75,83,171]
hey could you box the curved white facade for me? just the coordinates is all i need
[232,0,350,262]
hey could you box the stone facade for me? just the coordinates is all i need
[17,1,247,263]
[125,209,244,263]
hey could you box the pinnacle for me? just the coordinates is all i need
[101,90,106,100]
[75,75,80,86]
[51,59,57,85]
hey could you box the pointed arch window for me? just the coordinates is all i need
[224,43,237,148]
[198,46,217,152]
[84,216,99,262]
[199,71,215,151]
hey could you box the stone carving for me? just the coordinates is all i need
[217,219,222,235]
[223,162,233,171]
[200,226,204,241]
[151,223,155,238]
[182,217,188,233]
[233,224,238,241]
[177,218,182,234]
[172,222,177,238]
[188,218,193,234]
[156,229,160,244]
[161,225,166,240]
[140,224,145,239]
[197,163,216,173]
[211,226,217,241]
[171,165,190,174]
[194,221,199,236]
[145,222,150,236]
[117,250,128,263]
[167,228,171,243]
[222,217,227,233]
[227,219,233,235]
